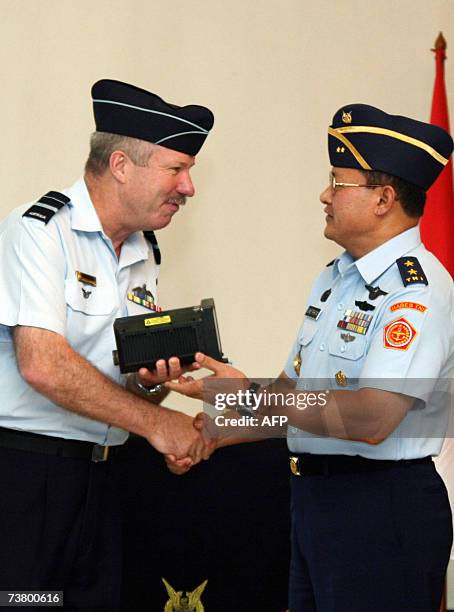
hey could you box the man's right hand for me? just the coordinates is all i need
[148,407,216,464]
[164,412,218,475]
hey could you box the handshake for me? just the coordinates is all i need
[135,352,249,475]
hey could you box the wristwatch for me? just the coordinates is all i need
[237,382,261,417]
[134,374,163,396]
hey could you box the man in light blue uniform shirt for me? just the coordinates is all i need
[0,79,214,610]
[166,104,454,612]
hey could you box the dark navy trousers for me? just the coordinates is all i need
[289,459,452,612]
[0,446,122,611]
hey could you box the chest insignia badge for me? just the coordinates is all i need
[335,370,348,387]
[337,309,373,335]
[365,284,388,300]
[128,284,162,312]
[355,300,375,312]
[320,289,331,303]
[340,332,355,343]
[81,288,92,299]
[76,271,97,287]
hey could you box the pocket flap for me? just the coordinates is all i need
[328,334,367,360]
[65,278,116,316]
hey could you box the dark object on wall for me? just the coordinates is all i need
[117,437,290,612]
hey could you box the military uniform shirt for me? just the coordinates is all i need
[0,178,160,444]
[284,226,454,459]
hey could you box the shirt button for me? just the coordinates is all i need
[320,343,325,351]
[340,346,346,353]
[337,303,344,310]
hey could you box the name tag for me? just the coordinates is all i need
[305,306,321,320]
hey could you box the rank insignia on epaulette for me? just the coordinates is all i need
[143,230,161,265]
[22,190,70,224]
[337,309,373,335]
[127,284,162,312]
[396,257,428,287]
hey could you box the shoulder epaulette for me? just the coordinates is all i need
[22,191,70,225]
[326,259,335,267]
[143,230,161,265]
[396,256,428,287]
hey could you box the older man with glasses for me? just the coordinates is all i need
[166,103,454,612]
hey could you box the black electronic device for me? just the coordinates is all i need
[113,298,227,373]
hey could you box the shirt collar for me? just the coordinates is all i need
[332,226,422,284]
[66,177,104,232]
[65,177,150,263]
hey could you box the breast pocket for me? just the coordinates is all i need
[65,279,117,316]
[328,333,368,383]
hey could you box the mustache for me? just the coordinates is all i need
[167,196,186,206]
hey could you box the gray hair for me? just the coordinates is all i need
[84,132,155,176]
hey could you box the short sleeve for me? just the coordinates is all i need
[359,286,451,400]
[0,215,67,334]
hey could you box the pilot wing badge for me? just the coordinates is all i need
[162,578,208,612]
[127,284,162,312]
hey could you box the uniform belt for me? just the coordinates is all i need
[289,453,432,476]
[0,426,122,462]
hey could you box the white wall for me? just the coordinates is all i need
[2,0,453,380]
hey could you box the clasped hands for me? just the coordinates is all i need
[136,353,247,474]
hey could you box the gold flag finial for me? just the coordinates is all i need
[434,32,446,51]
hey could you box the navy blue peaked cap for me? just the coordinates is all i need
[329,104,453,190]
[91,79,214,156]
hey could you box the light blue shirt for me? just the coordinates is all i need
[0,178,160,444]
[284,226,454,459]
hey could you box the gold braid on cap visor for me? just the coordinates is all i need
[329,125,450,169]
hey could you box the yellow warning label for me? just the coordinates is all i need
[144,315,171,326]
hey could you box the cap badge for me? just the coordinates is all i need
[342,111,352,124]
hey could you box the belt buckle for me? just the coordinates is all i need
[92,444,109,463]
[290,456,301,476]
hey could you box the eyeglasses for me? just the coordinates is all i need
[329,172,383,192]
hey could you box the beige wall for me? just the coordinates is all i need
[1,0,453,384]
